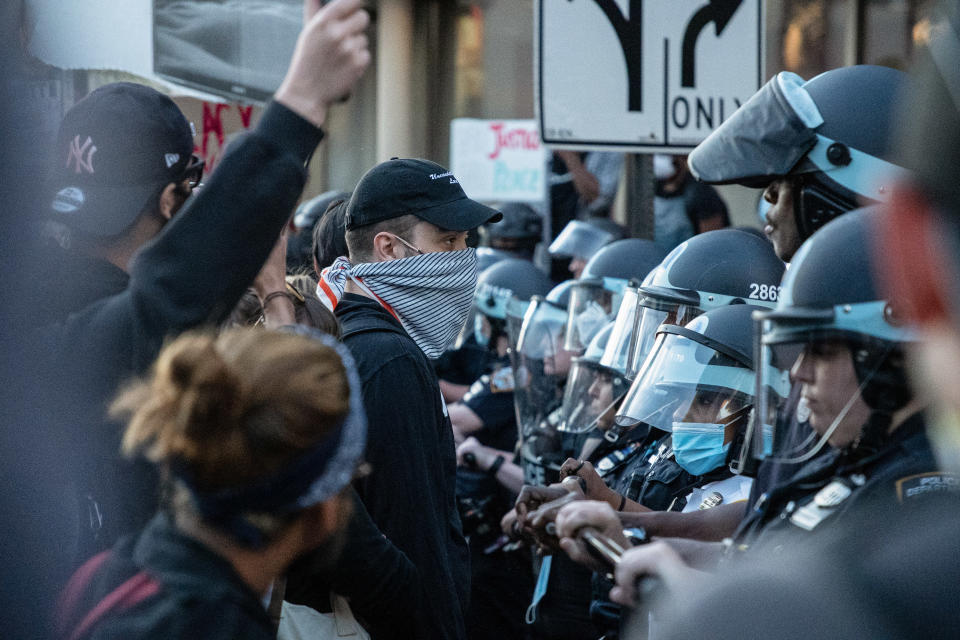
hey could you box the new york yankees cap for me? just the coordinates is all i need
[48,82,195,237]
[345,158,502,231]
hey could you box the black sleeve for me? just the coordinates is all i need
[285,488,420,640]
[52,102,322,376]
[354,350,469,640]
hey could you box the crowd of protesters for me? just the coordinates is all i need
[5,0,960,639]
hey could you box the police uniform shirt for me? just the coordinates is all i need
[737,412,958,556]
[462,363,517,452]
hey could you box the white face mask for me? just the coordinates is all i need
[654,154,677,180]
[318,249,479,359]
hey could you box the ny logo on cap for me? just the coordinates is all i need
[66,135,97,174]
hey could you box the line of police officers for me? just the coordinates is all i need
[445,39,960,639]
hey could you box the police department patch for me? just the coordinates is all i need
[895,472,960,503]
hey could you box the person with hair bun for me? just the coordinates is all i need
[55,328,367,640]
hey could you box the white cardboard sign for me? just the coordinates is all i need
[450,118,548,203]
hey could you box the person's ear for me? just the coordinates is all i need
[157,182,186,221]
[372,231,404,261]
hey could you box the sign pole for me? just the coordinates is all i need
[625,154,655,240]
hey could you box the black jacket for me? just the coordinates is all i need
[59,514,273,640]
[38,102,321,557]
[336,293,471,640]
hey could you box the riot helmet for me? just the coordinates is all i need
[626,229,785,377]
[689,66,910,245]
[476,246,514,273]
[462,258,553,350]
[483,202,543,259]
[747,207,915,468]
[549,219,614,261]
[565,238,668,353]
[513,290,579,485]
[616,304,769,476]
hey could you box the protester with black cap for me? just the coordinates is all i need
[36,0,371,565]
[316,157,501,640]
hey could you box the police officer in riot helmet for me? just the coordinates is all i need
[481,201,543,260]
[599,209,943,625]
[727,207,932,552]
[548,218,620,279]
[449,258,553,446]
[689,65,910,261]
[565,238,668,355]
[437,254,543,400]
[625,229,785,380]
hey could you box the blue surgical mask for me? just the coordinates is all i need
[671,423,730,475]
[474,313,490,347]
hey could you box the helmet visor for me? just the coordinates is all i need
[688,72,824,187]
[628,296,703,377]
[548,220,614,259]
[615,332,756,433]
[559,358,631,434]
[565,278,626,352]
[600,287,640,375]
[514,298,571,437]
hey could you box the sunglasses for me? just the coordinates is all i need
[180,154,205,189]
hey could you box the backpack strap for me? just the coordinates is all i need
[56,551,162,640]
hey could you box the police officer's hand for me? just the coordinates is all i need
[501,508,522,540]
[559,458,620,506]
[524,491,585,552]
[276,0,371,128]
[515,484,569,523]
[456,437,492,470]
[555,500,629,571]
[610,542,694,607]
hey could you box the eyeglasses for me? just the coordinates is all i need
[390,233,424,255]
[180,154,205,189]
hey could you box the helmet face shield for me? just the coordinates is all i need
[565,277,626,352]
[601,287,640,376]
[615,331,756,434]
[548,220,613,259]
[628,296,703,377]
[514,298,580,484]
[514,299,571,437]
[688,72,824,187]
[560,359,630,434]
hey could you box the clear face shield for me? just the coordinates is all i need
[627,294,703,378]
[749,333,878,465]
[559,320,630,438]
[614,329,756,439]
[565,277,627,353]
[514,298,579,484]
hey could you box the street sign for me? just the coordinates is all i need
[449,118,548,203]
[536,0,763,152]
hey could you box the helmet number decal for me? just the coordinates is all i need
[749,283,781,302]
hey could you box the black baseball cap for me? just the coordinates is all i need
[345,158,502,231]
[48,82,195,237]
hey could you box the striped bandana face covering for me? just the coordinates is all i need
[318,248,479,358]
